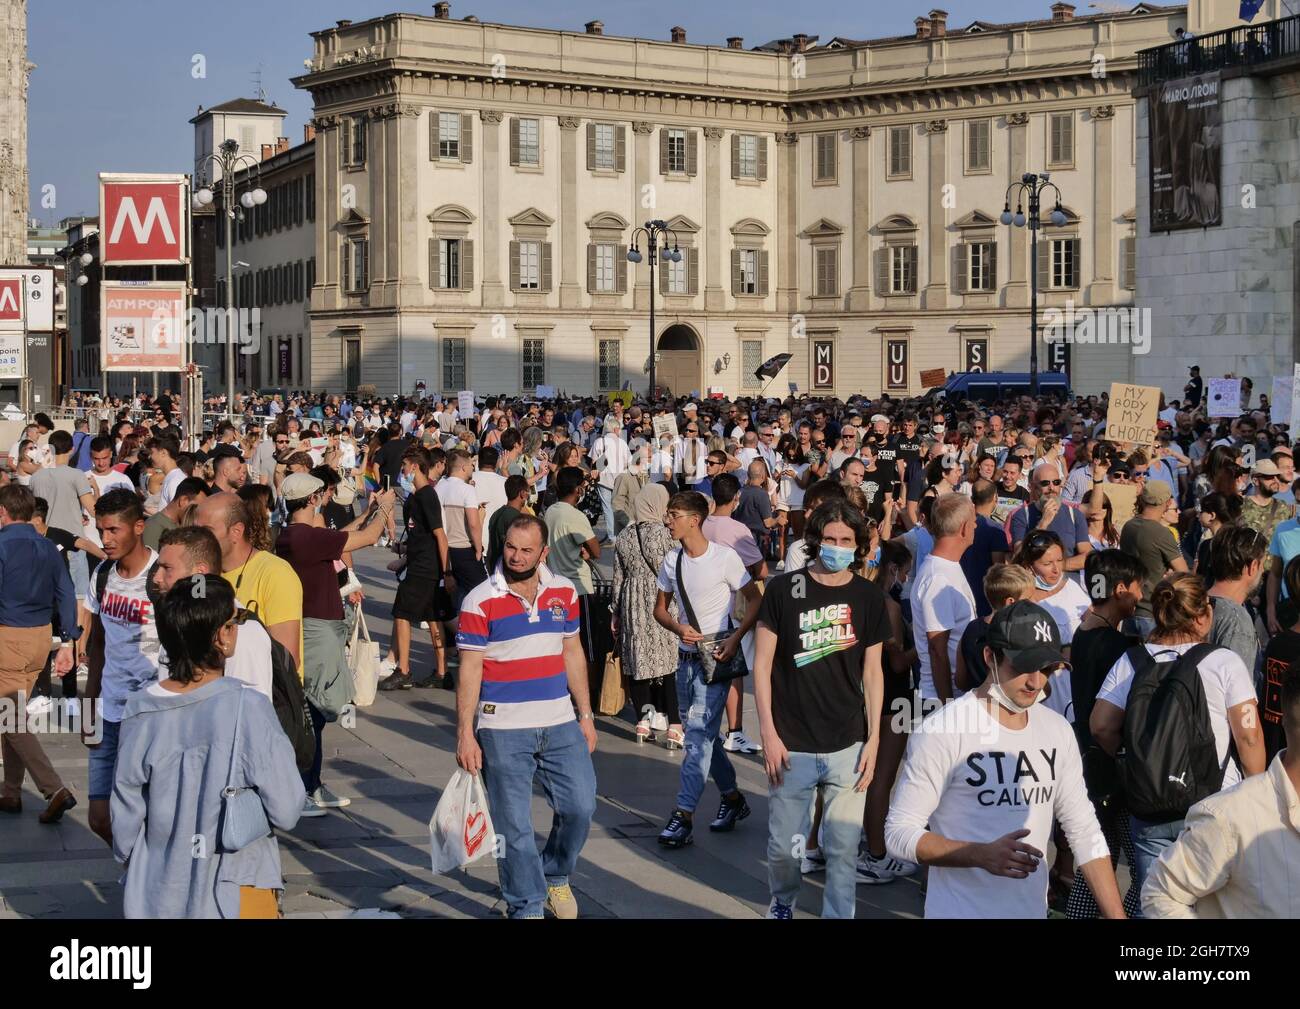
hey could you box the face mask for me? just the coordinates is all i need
[987,660,1039,714]
[1034,573,1063,592]
[866,546,881,569]
[399,473,415,494]
[819,543,856,572]
[504,563,539,584]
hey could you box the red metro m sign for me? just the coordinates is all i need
[99,175,188,265]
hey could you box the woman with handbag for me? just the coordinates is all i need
[611,484,682,747]
[111,575,305,918]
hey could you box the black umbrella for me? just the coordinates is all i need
[755,352,793,382]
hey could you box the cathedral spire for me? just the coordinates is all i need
[1,0,30,265]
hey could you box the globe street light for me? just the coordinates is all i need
[195,138,266,419]
[626,220,681,401]
[1001,172,1067,396]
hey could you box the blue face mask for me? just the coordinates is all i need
[867,546,881,569]
[819,543,856,573]
[399,473,415,494]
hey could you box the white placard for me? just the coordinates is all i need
[1272,375,1294,425]
[652,414,679,441]
[457,391,475,417]
[1290,365,1300,432]
[1207,378,1240,417]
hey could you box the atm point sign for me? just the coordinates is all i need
[99,175,188,265]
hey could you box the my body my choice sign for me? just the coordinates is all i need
[1104,383,1160,446]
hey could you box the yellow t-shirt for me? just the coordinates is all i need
[224,549,305,676]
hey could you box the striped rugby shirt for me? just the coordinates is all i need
[456,563,581,730]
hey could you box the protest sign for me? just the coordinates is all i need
[1104,383,1159,445]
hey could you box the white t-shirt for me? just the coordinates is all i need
[1096,642,1255,788]
[159,601,274,703]
[651,448,676,483]
[90,469,135,496]
[885,692,1105,919]
[674,439,709,486]
[777,462,809,510]
[657,541,750,654]
[912,554,977,700]
[159,467,186,507]
[88,551,162,723]
[473,469,509,531]
[592,435,631,490]
[1035,578,1091,722]
[783,539,810,572]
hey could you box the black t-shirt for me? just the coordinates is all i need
[44,526,77,568]
[322,500,354,532]
[893,435,924,470]
[859,468,889,522]
[1069,624,1135,754]
[872,435,898,470]
[959,618,990,690]
[1261,629,1300,762]
[403,484,444,572]
[374,437,411,487]
[756,569,890,753]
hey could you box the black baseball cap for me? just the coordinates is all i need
[209,444,244,462]
[987,601,1069,674]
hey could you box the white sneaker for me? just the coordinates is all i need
[299,794,328,818]
[856,851,904,885]
[311,785,351,809]
[890,856,919,878]
[722,730,762,754]
[800,848,827,874]
[25,695,52,717]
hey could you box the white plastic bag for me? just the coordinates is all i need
[429,769,495,874]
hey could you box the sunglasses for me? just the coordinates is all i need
[1038,478,1063,488]
[1131,469,1149,478]
[706,460,724,468]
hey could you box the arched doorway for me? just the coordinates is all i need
[656,324,701,399]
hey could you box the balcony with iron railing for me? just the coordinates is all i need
[1138,13,1300,87]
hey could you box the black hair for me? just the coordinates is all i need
[89,435,114,456]
[499,428,522,452]
[1209,525,1268,583]
[48,430,73,455]
[506,513,549,545]
[479,446,499,470]
[156,575,236,686]
[95,487,144,524]
[804,478,847,513]
[711,472,741,506]
[1083,548,1145,603]
[666,490,709,524]
[310,464,341,490]
[504,474,529,501]
[555,465,586,500]
[802,499,872,562]
[32,496,48,521]
[175,476,211,501]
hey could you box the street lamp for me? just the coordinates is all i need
[626,220,681,402]
[1001,172,1067,396]
[195,138,266,419]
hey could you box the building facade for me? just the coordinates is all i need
[291,2,1262,399]
[1,0,30,266]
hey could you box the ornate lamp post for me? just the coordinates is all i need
[1001,172,1067,396]
[626,220,681,402]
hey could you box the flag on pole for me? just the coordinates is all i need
[1240,1,1265,22]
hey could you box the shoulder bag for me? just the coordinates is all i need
[218,685,273,853]
[675,548,748,685]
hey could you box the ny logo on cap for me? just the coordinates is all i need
[1034,620,1052,643]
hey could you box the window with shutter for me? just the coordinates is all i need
[666,129,687,173]
[617,245,628,293]
[737,249,758,295]
[594,244,616,293]
[736,135,759,179]
[758,251,769,296]
[1121,236,1136,290]
[667,252,688,295]
[815,247,838,296]
[1049,112,1074,167]
[517,241,540,290]
[517,118,539,166]
[686,131,698,175]
[593,124,616,171]
[888,126,912,178]
[351,116,367,167]
[815,133,837,183]
[439,238,461,289]
[966,119,991,173]
[461,240,474,290]
[460,113,474,163]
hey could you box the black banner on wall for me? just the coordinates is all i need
[1149,71,1222,231]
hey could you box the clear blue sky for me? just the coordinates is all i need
[28,0,1142,221]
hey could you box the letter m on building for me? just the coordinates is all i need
[101,180,185,264]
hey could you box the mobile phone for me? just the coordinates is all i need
[384,474,391,492]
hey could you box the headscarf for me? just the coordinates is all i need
[633,482,669,525]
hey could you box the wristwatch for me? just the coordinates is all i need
[577,711,595,722]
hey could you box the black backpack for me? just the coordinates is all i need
[97,560,316,772]
[1116,642,1227,823]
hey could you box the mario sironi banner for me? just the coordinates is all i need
[100,282,186,371]
[1149,71,1222,231]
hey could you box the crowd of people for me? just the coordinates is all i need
[0,373,1295,920]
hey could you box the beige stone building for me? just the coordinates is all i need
[290,1,1250,399]
[0,0,30,267]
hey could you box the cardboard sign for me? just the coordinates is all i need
[1099,482,1140,531]
[1207,378,1240,417]
[457,391,475,417]
[1104,383,1160,446]
[652,414,679,441]
[920,367,947,389]
[1272,375,1294,425]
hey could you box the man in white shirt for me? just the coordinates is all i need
[437,449,485,603]
[912,494,978,707]
[886,600,1125,919]
[473,446,509,533]
[590,418,631,541]
[151,526,274,701]
[653,489,762,849]
[150,434,186,508]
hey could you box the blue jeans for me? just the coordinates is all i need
[1130,816,1184,914]
[87,718,121,801]
[597,484,615,540]
[674,654,737,813]
[767,744,866,919]
[478,720,597,919]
